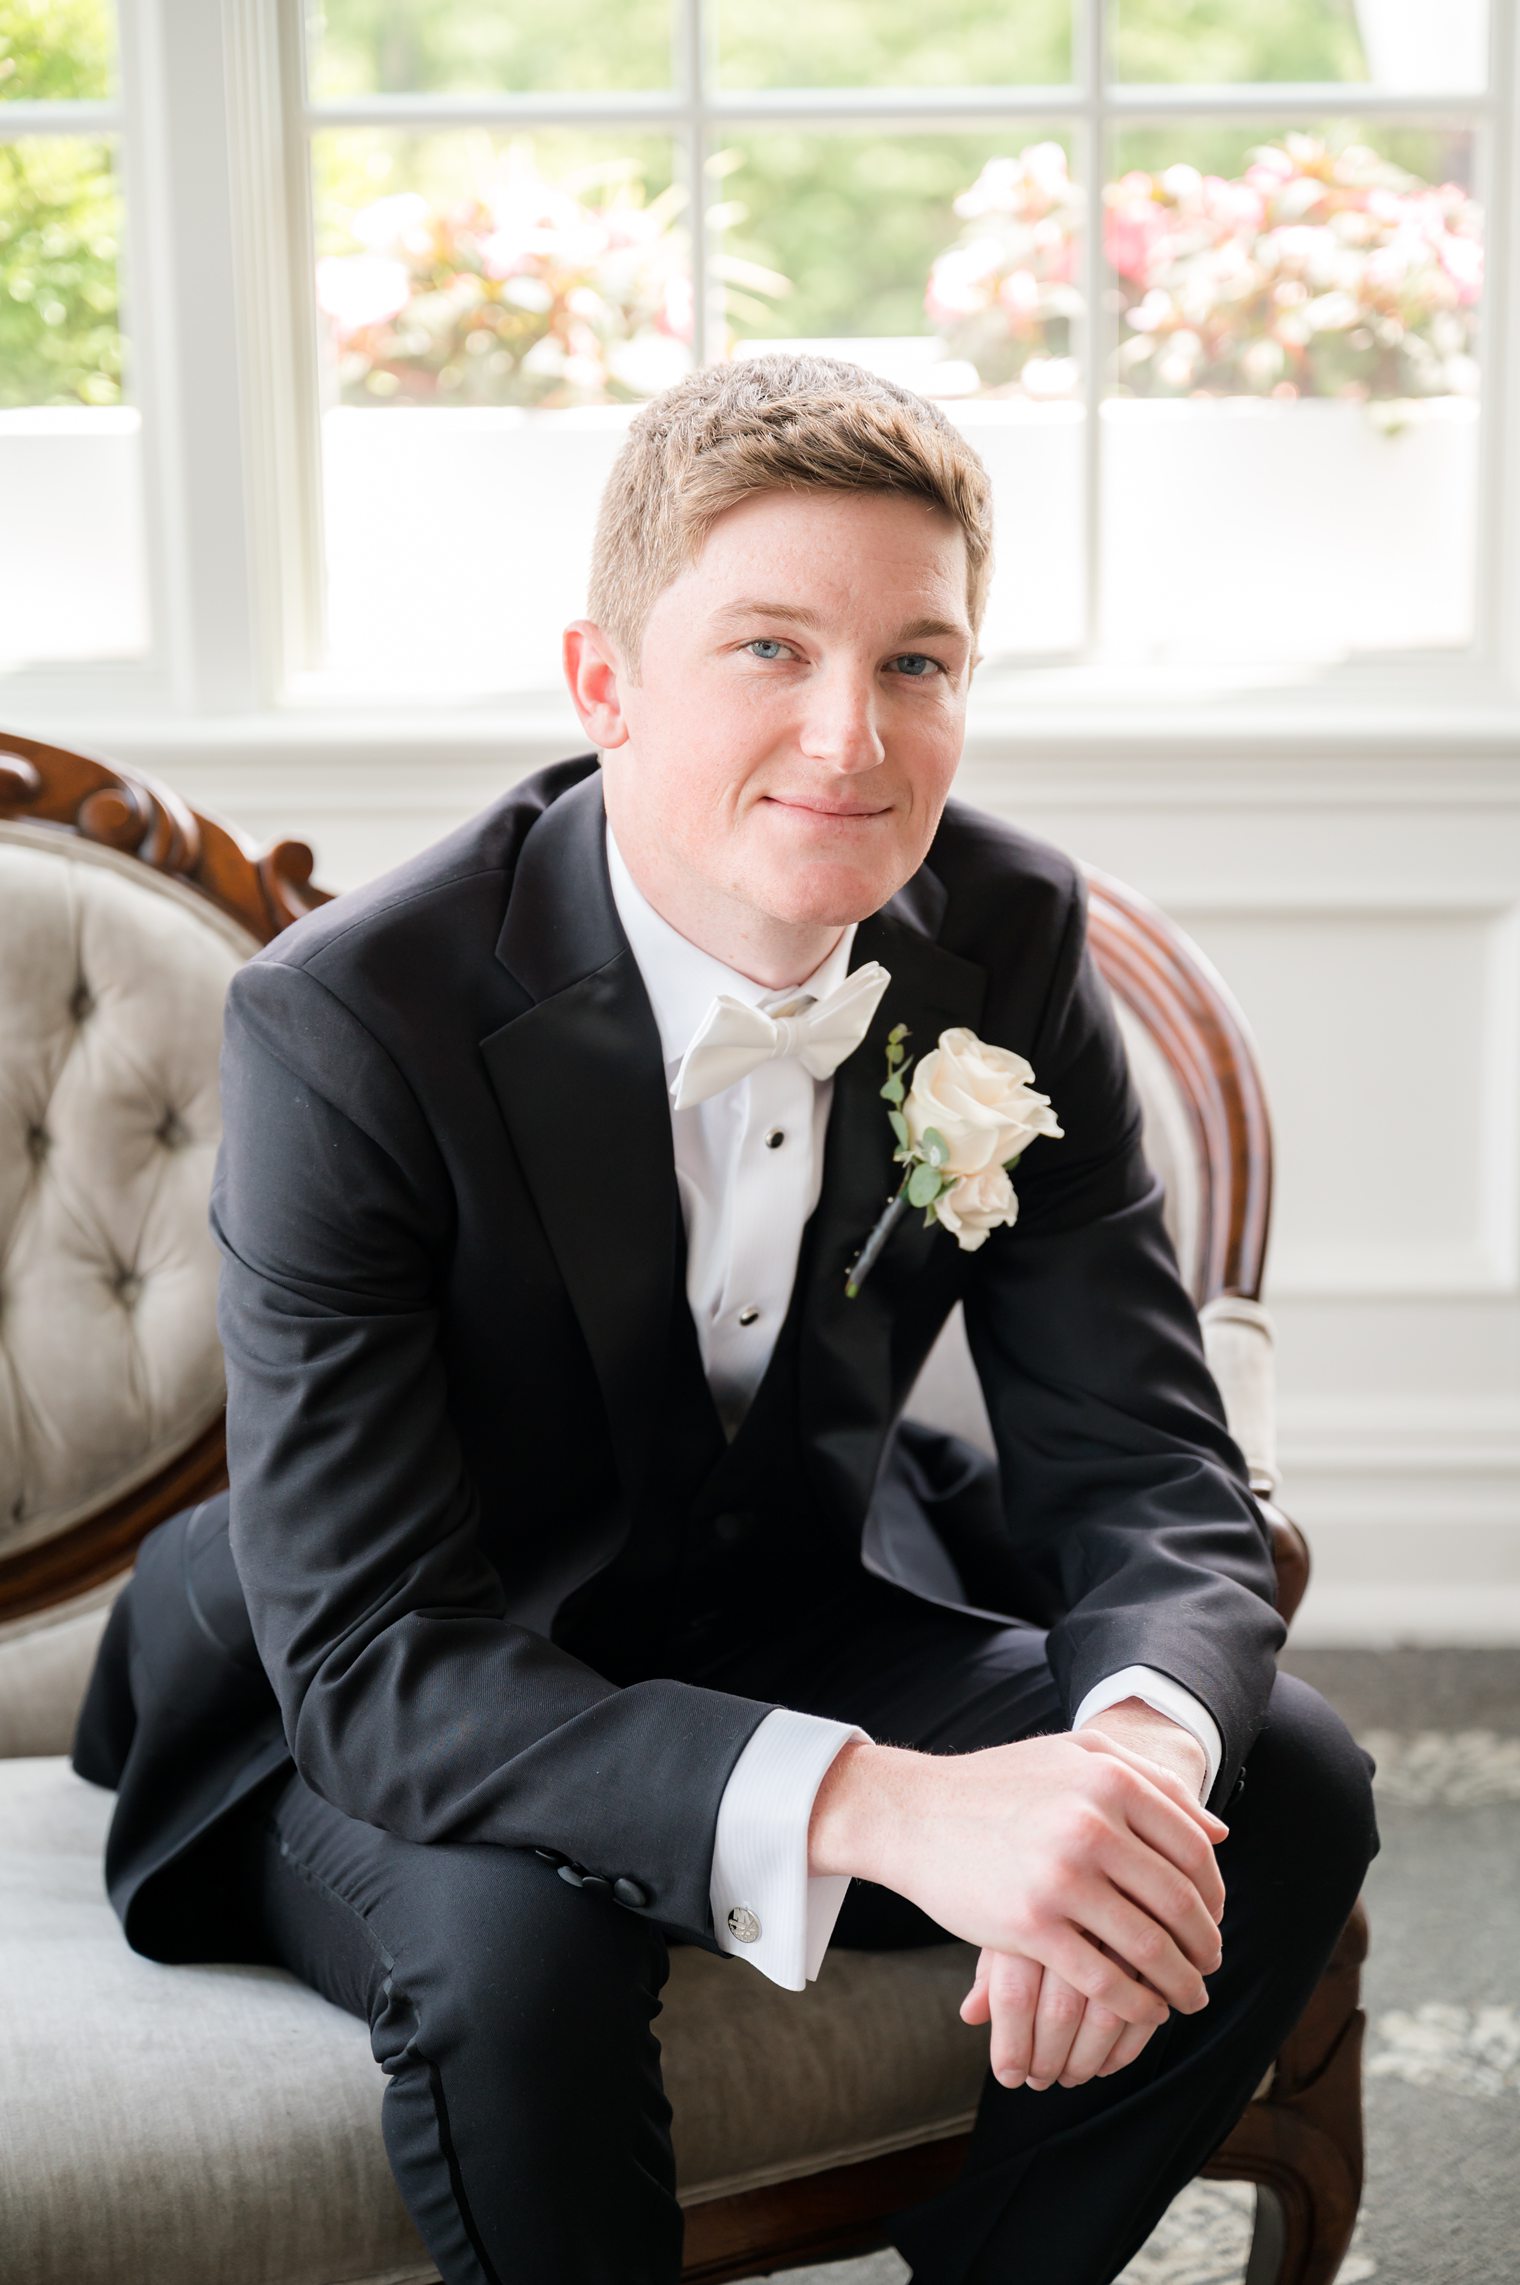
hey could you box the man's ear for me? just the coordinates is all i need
[563,619,632,749]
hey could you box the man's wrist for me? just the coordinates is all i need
[1079,1700,1209,1800]
[807,1737,918,1882]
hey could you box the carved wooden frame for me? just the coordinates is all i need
[0,731,335,1622]
[0,734,1361,2285]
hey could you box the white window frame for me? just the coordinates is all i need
[3,0,1519,760]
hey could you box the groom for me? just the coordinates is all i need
[73,352,1378,2285]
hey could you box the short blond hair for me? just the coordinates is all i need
[586,352,995,682]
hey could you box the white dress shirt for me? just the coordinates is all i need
[604,815,1223,1992]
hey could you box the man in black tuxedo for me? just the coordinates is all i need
[73,353,1378,2285]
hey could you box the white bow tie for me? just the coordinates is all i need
[670,959,892,1111]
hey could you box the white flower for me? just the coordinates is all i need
[846,1021,1064,1294]
[931,1165,1020,1251]
[903,1025,1064,1178]
[314,254,411,337]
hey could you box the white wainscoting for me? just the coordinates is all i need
[58,729,1520,1644]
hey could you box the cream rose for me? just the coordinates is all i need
[903,1025,1064,1178]
[931,1165,1019,1250]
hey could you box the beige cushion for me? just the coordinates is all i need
[0,825,258,1558]
[0,1577,121,1757]
[4,1756,987,2283]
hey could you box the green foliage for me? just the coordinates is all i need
[718,0,1069,93]
[0,0,113,102]
[1114,0,1366,85]
[907,1160,945,1209]
[309,0,668,98]
[721,128,1054,343]
[0,135,122,407]
[0,0,1474,410]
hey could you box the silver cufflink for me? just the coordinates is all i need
[726,1904,761,1943]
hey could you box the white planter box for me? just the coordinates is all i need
[0,393,1479,681]
[1096,397,1479,665]
[0,410,149,670]
[316,393,1479,688]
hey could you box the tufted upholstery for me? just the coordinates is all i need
[0,825,257,1557]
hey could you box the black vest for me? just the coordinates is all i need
[552,1208,861,1682]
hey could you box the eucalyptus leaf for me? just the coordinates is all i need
[881,1073,905,1105]
[922,1124,949,1169]
[888,1023,910,1046]
[907,1161,942,1209]
[887,1108,909,1147]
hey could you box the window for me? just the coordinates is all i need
[1,0,1515,726]
[0,0,149,673]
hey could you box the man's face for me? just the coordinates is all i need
[590,486,978,937]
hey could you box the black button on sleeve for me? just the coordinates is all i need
[580,1874,611,1895]
[556,1862,586,1887]
[612,1877,649,1909]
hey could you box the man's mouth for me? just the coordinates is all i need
[764,796,890,819]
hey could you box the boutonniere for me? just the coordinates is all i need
[844,1023,1064,1297]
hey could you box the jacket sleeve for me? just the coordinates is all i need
[960,868,1286,1816]
[211,953,776,1947]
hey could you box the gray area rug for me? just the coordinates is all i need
[737,1648,1520,2285]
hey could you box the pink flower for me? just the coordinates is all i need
[1104,197,1163,283]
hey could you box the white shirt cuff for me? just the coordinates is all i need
[709,1707,873,1991]
[1071,1666,1223,1799]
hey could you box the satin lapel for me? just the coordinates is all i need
[799,884,988,1525]
[478,769,680,1517]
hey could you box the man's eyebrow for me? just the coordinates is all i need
[707,598,973,645]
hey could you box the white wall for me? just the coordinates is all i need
[48,723,1520,1645]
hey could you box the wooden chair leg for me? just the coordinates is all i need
[1202,1896,1369,2285]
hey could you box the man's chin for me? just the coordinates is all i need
[740,855,905,929]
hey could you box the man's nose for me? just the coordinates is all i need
[798,671,887,773]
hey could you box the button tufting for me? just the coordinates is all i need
[25,1125,48,1164]
[68,980,94,1022]
[155,1107,188,1150]
[113,1269,144,1306]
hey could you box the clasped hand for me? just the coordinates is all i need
[959,1712,1225,2092]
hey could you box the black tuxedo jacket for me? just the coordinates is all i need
[72,752,1285,1966]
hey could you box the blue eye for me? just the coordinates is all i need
[742,639,945,676]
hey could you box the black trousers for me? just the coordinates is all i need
[205,1568,1380,2285]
